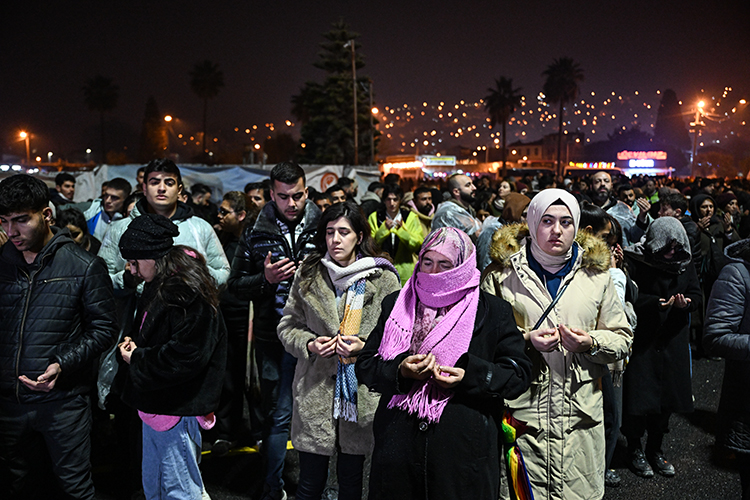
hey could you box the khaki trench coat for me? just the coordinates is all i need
[481,225,632,500]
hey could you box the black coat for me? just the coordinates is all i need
[355,291,532,500]
[119,280,227,416]
[0,228,118,404]
[704,239,750,453]
[623,256,701,415]
[227,200,320,343]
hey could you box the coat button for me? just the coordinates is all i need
[418,421,429,432]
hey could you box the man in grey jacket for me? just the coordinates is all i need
[0,174,118,499]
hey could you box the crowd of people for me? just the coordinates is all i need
[2,160,750,500]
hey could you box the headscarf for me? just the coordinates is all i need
[626,216,692,274]
[689,194,715,224]
[526,188,581,273]
[377,227,480,423]
[502,192,531,223]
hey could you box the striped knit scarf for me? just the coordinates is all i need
[321,254,399,422]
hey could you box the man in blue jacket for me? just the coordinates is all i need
[0,174,118,499]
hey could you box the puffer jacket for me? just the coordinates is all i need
[228,200,321,343]
[277,259,401,456]
[98,198,230,293]
[481,224,632,500]
[0,228,118,404]
[704,238,750,454]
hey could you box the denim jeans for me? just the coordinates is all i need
[255,340,296,491]
[142,417,204,500]
[0,394,94,500]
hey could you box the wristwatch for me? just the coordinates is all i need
[588,337,600,356]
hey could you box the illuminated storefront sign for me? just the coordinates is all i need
[628,159,655,168]
[617,151,667,161]
[421,155,456,166]
[569,162,616,169]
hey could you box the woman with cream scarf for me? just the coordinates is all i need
[277,201,400,500]
[356,227,532,500]
[481,189,632,500]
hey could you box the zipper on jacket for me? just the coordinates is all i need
[15,253,51,402]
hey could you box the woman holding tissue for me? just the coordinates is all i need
[117,213,226,500]
[481,189,632,500]
[356,227,532,500]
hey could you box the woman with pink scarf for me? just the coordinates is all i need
[356,227,532,500]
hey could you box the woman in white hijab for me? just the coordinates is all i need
[481,188,632,500]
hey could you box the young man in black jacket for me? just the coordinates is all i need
[228,162,321,500]
[0,174,118,499]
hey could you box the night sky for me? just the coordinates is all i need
[3,0,749,160]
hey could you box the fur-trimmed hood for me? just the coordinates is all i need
[487,222,611,273]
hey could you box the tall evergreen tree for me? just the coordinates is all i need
[189,60,224,155]
[291,21,377,165]
[542,57,584,175]
[654,89,692,151]
[484,77,523,177]
[82,75,119,164]
[138,96,168,162]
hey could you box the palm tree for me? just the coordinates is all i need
[542,57,584,176]
[484,77,523,177]
[189,60,224,154]
[83,76,119,164]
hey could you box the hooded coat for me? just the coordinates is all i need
[704,238,750,454]
[481,224,632,500]
[623,218,701,416]
[277,260,401,456]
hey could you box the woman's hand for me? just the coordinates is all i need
[399,353,436,381]
[610,244,624,269]
[558,325,592,353]
[529,327,560,352]
[697,216,711,231]
[118,337,137,364]
[723,212,733,233]
[308,336,337,358]
[336,335,364,357]
[659,296,675,310]
[433,365,465,389]
[672,294,692,309]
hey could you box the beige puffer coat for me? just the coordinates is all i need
[481,224,632,500]
[277,260,401,456]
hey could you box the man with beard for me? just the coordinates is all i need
[432,173,482,240]
[228,162,321,500]
[406,186,434,238]
[590,171,650,247]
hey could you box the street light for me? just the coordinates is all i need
[19,131,30,164]
[344,39,358,165]
[690,101,707,176]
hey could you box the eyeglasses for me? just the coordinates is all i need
[218,208,234,216]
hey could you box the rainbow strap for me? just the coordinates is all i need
[501,411,535,500]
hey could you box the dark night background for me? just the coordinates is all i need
[2,0,749,161]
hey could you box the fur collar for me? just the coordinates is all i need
[488,223,611,272]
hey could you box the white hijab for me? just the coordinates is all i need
[526,189,581,273]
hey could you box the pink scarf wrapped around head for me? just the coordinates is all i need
[377,227,480,422]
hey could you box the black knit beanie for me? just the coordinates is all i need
[119,213,179,260]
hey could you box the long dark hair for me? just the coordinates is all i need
[300,201,390,279]
[152,245,220,313]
